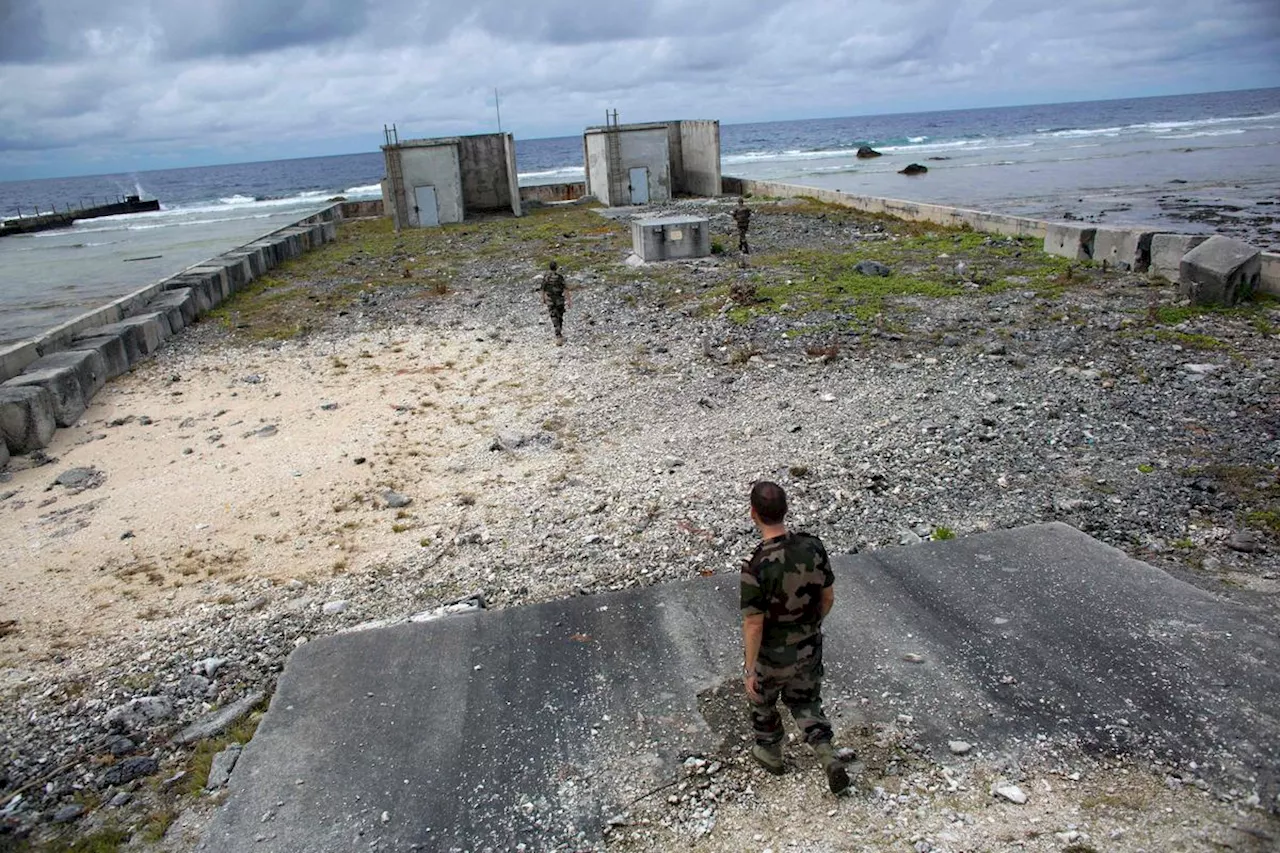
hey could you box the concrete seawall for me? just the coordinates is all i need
[722,175,1280,295]
[0,203,353,466]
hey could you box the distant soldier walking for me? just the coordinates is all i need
[732,197,752,254]
[540,260,567,344]
[741,480,850,794]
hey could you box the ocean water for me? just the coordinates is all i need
[1,87,1277,346]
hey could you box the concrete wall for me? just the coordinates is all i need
[396,143,464,225]
[2,205,344,462]
[676,120,721,197]
[520,182,587,203]
[723,175,1280,295]
[666,124,685,199]
[583,133,614,206]
[723,176,1047,239]
[503,134,523,217]
[457,133,517,213]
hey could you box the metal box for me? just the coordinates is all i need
[631,216,711,261]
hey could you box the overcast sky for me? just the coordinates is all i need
[1,0,1278,180]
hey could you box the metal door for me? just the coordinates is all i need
[628,167,649,205]
[413,185,440,227]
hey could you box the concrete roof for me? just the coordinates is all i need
[202,522,1280,851]
[383,133,509,151]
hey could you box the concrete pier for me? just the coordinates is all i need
[0,204,348,468]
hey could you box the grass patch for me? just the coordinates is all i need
[1245,509,1280,535]
[932,526,957,541]
[1153,329,1227,351]
[25,826,131,853]
[182,704,267,797]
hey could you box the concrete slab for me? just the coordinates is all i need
[1150,233,1208,281]
[1181,235,1262,306]
[0,436,8,470]
[1043,223,1096,261]
[26,349,109,403]
[204,523,1280,852]
[66,335,130,381]
[2,364,87,427]
[632,216,711,261]
[0,385,57,454]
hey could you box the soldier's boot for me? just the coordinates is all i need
[750,742,785,775]
[812,740,850,795]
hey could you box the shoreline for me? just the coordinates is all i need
[1,199,1278,849]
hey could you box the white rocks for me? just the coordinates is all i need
[995,784,1028,804]
[322,600,350,615]
[948,740,973,755]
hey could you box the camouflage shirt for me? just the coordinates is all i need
[741,531,833,650]
[541,270,566,305]
[732,206,752,230]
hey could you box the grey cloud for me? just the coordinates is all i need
[0,0,50,62]
[156,0,371,58]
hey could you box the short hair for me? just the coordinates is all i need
[750,481,787,525]
[548,260,558,270]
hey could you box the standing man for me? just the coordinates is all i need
[731,197,752,255]
[741,480,850,794]
[540,260,567,345]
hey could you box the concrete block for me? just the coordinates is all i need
[3,363,87,427]
[85,313,171,363]
[631,216,711,261]
[1092,228,1157,272]
[0,384,58,453]
[219,256,253,292]
[1149,234,1208,281]
[0,434,8,470]
[320,221,338,243]
[183,267,232,305]
[247,240,280,270]
[28,349,108,402]
[0,340,40,385]
[69,334,130,380]
[148,288,197,330]
[1044,223,1096,261]
[1180,236,1262,306]
[227,247,266,279]
[165,275,216,315]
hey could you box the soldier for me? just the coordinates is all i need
[741,480,850,794]
[540,260,567,344]
[731,197,752,255]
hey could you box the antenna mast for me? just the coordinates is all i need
[495,88,503,133]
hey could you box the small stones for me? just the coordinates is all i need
[51,804,85,823]
[53,466,99,488]
[322,600,350,615]
[902,653,925,664]
[948,740,973,755]
[99,756,159,788]
[382,490,412,509]
[854,260,892,277]
[1227,531,1261,553]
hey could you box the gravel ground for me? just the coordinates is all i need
[0,198,1277,851]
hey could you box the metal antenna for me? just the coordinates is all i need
[495,88,503,133]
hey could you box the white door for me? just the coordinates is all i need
[628,167,649,205]
[413,185,439,227]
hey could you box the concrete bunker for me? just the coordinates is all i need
[583,119,721,207]
[381,132,522,230]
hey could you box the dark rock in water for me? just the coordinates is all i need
[927,156,951,161]
[899,163,928,175]
[854,260,892,277]
[99,756,159,787]
[856,146,883,159]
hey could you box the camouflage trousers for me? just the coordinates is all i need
[547,300,564,336]
[737,228,750,254]
[750,633,832,746]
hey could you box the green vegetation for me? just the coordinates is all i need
[1245,509,1280,535]
[24,826,130,853]
[1137,464,1155,474]
[932,526,956,541]
[182,705,266,797]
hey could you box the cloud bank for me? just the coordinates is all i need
[0,0,1277,178]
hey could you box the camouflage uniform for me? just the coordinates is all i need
[731,200,752,254]
[540,266,566,339]
[741,531,834,746]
